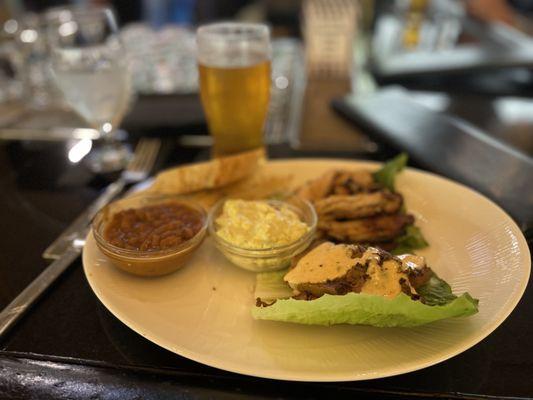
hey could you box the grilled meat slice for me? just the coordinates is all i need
[319,214,415,243]
[330,170,380,195]
[294,263,369,298]
[291,291,319,301]
[396,254,432,289]
[290,261,433,303]
[296,169,378,202]
[375,241,400,251]
[286,244,425,301]
[256,298,277,307]
[314,191,403,220]
[289,238,328,270]
[407,266,433,289]
[399,277,419,300]
[296,170,337,202]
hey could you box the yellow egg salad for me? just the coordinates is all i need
[215,199,309,249]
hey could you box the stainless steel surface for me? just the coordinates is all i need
[371,10,533,80]
[0,127,101,141]
[43,138,161,259]
[0,103,100,141]
[0,249,80,339]
[373,44,533,78]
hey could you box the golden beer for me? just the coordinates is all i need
[197,22,271,156]
[199,60,271,156]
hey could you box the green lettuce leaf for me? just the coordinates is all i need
[373,153,408,192]
[373,154,430,254]
[252,292,478,327]
[252,270,478,327]
[255,269,293,302]
[417,274,471,306]
[392,225,429,255]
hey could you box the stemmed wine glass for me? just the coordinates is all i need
[47,6,133,172]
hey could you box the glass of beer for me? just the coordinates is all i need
[197,23,271,156]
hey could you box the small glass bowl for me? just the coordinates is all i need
[92,194,207,277]
[208,197,317,272]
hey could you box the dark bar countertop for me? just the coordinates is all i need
[0,96,531,399]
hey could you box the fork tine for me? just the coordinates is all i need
[126,140,144,171]
[127,138,152,172]
[137,139,160,173]
[131,142,149,172]
[128,138,160,173]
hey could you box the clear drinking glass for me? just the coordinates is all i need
[47,7,133,172]
[197,23,271,157]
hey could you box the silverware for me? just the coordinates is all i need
[43,138,161,259]
[0,249,80,338]
[0,138,160,339]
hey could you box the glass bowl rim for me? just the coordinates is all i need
[92,195,208,259]
[207,197,317,256]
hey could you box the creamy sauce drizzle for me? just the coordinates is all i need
[284,242,356,289]
[285,242,421,298]
[361,259,410,298]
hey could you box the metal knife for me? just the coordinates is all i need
[0,139,160,339]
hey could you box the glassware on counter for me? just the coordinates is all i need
[48,6,134,173]
[0,19,23,104]
[120,24,198,94]
[197,22,271,156]
[13,12,65,109]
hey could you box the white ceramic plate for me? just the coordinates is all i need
[83,159,530,382]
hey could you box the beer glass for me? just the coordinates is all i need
[197,23,271,156]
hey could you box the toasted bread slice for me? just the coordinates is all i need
[149,147,266,195]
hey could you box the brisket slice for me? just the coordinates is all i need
[292,263,369,299]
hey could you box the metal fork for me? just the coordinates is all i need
[43,137,161,259]
[0,138,161,339]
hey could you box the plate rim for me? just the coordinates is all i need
[83,157,531,382]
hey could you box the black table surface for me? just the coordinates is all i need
[0,112,532,400]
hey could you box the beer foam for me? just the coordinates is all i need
[197,48,269,68]
[196,22,271,68]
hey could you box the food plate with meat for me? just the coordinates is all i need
[83,158,530,381]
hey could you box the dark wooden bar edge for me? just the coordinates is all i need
[0,352,519,400]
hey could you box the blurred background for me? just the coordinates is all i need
[1,0,532,203]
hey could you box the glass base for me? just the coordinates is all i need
[85,142,132,174]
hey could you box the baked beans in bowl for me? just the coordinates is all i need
[92,194,207,277]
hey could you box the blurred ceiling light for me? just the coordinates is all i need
[409,91,450,112]
[4,19,18,34]
[68,139,92,163]
[57,10,73,23]
[495,98,533,124]
[102,123,112,133]
[59,21,78,37]
[275,76,289,89]
[20,29,38,43]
